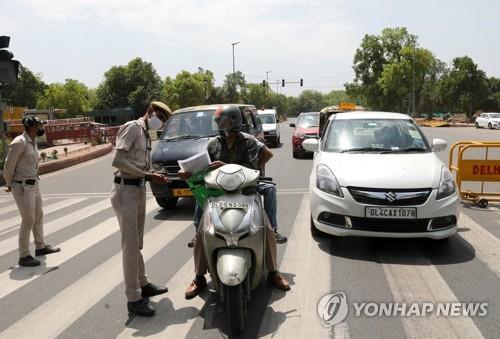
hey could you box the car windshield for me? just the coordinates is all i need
[298,113,319,128]
[259,114,276,124]
[488,113,500,119]
[161,110,219,140]
[324,118,430,153]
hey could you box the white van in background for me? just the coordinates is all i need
[257,109,280,147]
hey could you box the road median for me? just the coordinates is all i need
[0,143,113,186]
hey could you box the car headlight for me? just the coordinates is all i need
[316,164,343,197]
[294,131,305,138]
[267,130,276,135]
[152,162,163,171]
[436,167,456,200]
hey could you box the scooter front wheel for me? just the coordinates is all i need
[224,283,247,334]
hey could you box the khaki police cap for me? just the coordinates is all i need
[151,101,172,119]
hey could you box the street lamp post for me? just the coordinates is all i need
[412,38,416,116]
[231,42,240,76]
[231,42,240,102]
[266,71,271,94]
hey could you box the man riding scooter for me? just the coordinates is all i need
[179,105,290,299]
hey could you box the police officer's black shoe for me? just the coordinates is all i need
[18,255,41,267]
[127,298,155,317]
[141,283,168,298]
[35,245,61,256]
[187,237,195,248]
[274,231,287,244]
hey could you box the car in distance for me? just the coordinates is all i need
[475,112,500,129]
[290,112,320,158]
[258,109,280,147]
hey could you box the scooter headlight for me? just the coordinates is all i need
[216,169,246,192]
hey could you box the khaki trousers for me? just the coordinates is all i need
[194,214,278,276]
[11,182,46,257]
[111,183,149,302]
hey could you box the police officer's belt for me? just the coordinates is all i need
[114,177,145,186]
[13,179,37,185]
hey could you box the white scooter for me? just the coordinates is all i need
[200,164,269,334]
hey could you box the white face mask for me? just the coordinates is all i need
[147,112,163,130]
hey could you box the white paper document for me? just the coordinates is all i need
[178,151,211,173]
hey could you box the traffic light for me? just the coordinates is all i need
[262,80,266,87]
[300,78,303,87]
[0,36,20,87]
[282,79,285,87]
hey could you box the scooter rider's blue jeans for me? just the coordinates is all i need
[193,182,278,231]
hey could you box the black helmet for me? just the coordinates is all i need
[214,105,242,136]
[22,116,46,128]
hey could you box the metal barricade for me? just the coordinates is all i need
[449,141,500,208]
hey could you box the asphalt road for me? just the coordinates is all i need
[0,120,499,339]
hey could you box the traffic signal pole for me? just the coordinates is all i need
[0,90,7,164]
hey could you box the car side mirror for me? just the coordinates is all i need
[432,138,447,152]
[289,123,296,128]
[302,138,319,152]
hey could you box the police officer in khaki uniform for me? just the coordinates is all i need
[111,101,171,317]
[4,116,61,267]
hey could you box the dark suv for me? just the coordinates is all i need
[150,104,264,209]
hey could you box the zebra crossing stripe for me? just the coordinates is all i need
[0,198,86,232]
[0,198,111,257]
[0,198,157,299]
[381,246,484,339]
[115,257,203,338]
[458,213,500,279]
[257,195,335,339]
[0,218,192,339]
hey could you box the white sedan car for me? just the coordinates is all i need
[475,112,500,129]
[304,112,459,240]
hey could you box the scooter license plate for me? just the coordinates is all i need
[211,201,250,210]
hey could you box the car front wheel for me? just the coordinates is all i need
[156,197,178,209]
[488,122,493,129]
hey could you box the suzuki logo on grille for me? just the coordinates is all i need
[385,192,397,202]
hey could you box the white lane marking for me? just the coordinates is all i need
[259,195,335,339]
[381,245,484,339]
[0,198,111,257]
[115,256,202,338]
[0,198,157,298]
[459,213,500,279]
[0,198,86,233]
[0,219,191,339]
[0,199,51,215]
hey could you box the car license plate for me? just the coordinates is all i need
[211,201,250,210]
[172,188,193,197]
[365,207,417,219]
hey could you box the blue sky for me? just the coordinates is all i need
[2,0,499,96]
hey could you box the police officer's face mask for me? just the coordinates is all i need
[147,112,163,131]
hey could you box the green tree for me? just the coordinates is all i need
[162,68,215,110]
[1,65,46,108]
[482,77,500,111]
[221,71,247,103]
[37,79,93,117]
[96,58,163,115]
[439,56,488,118]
